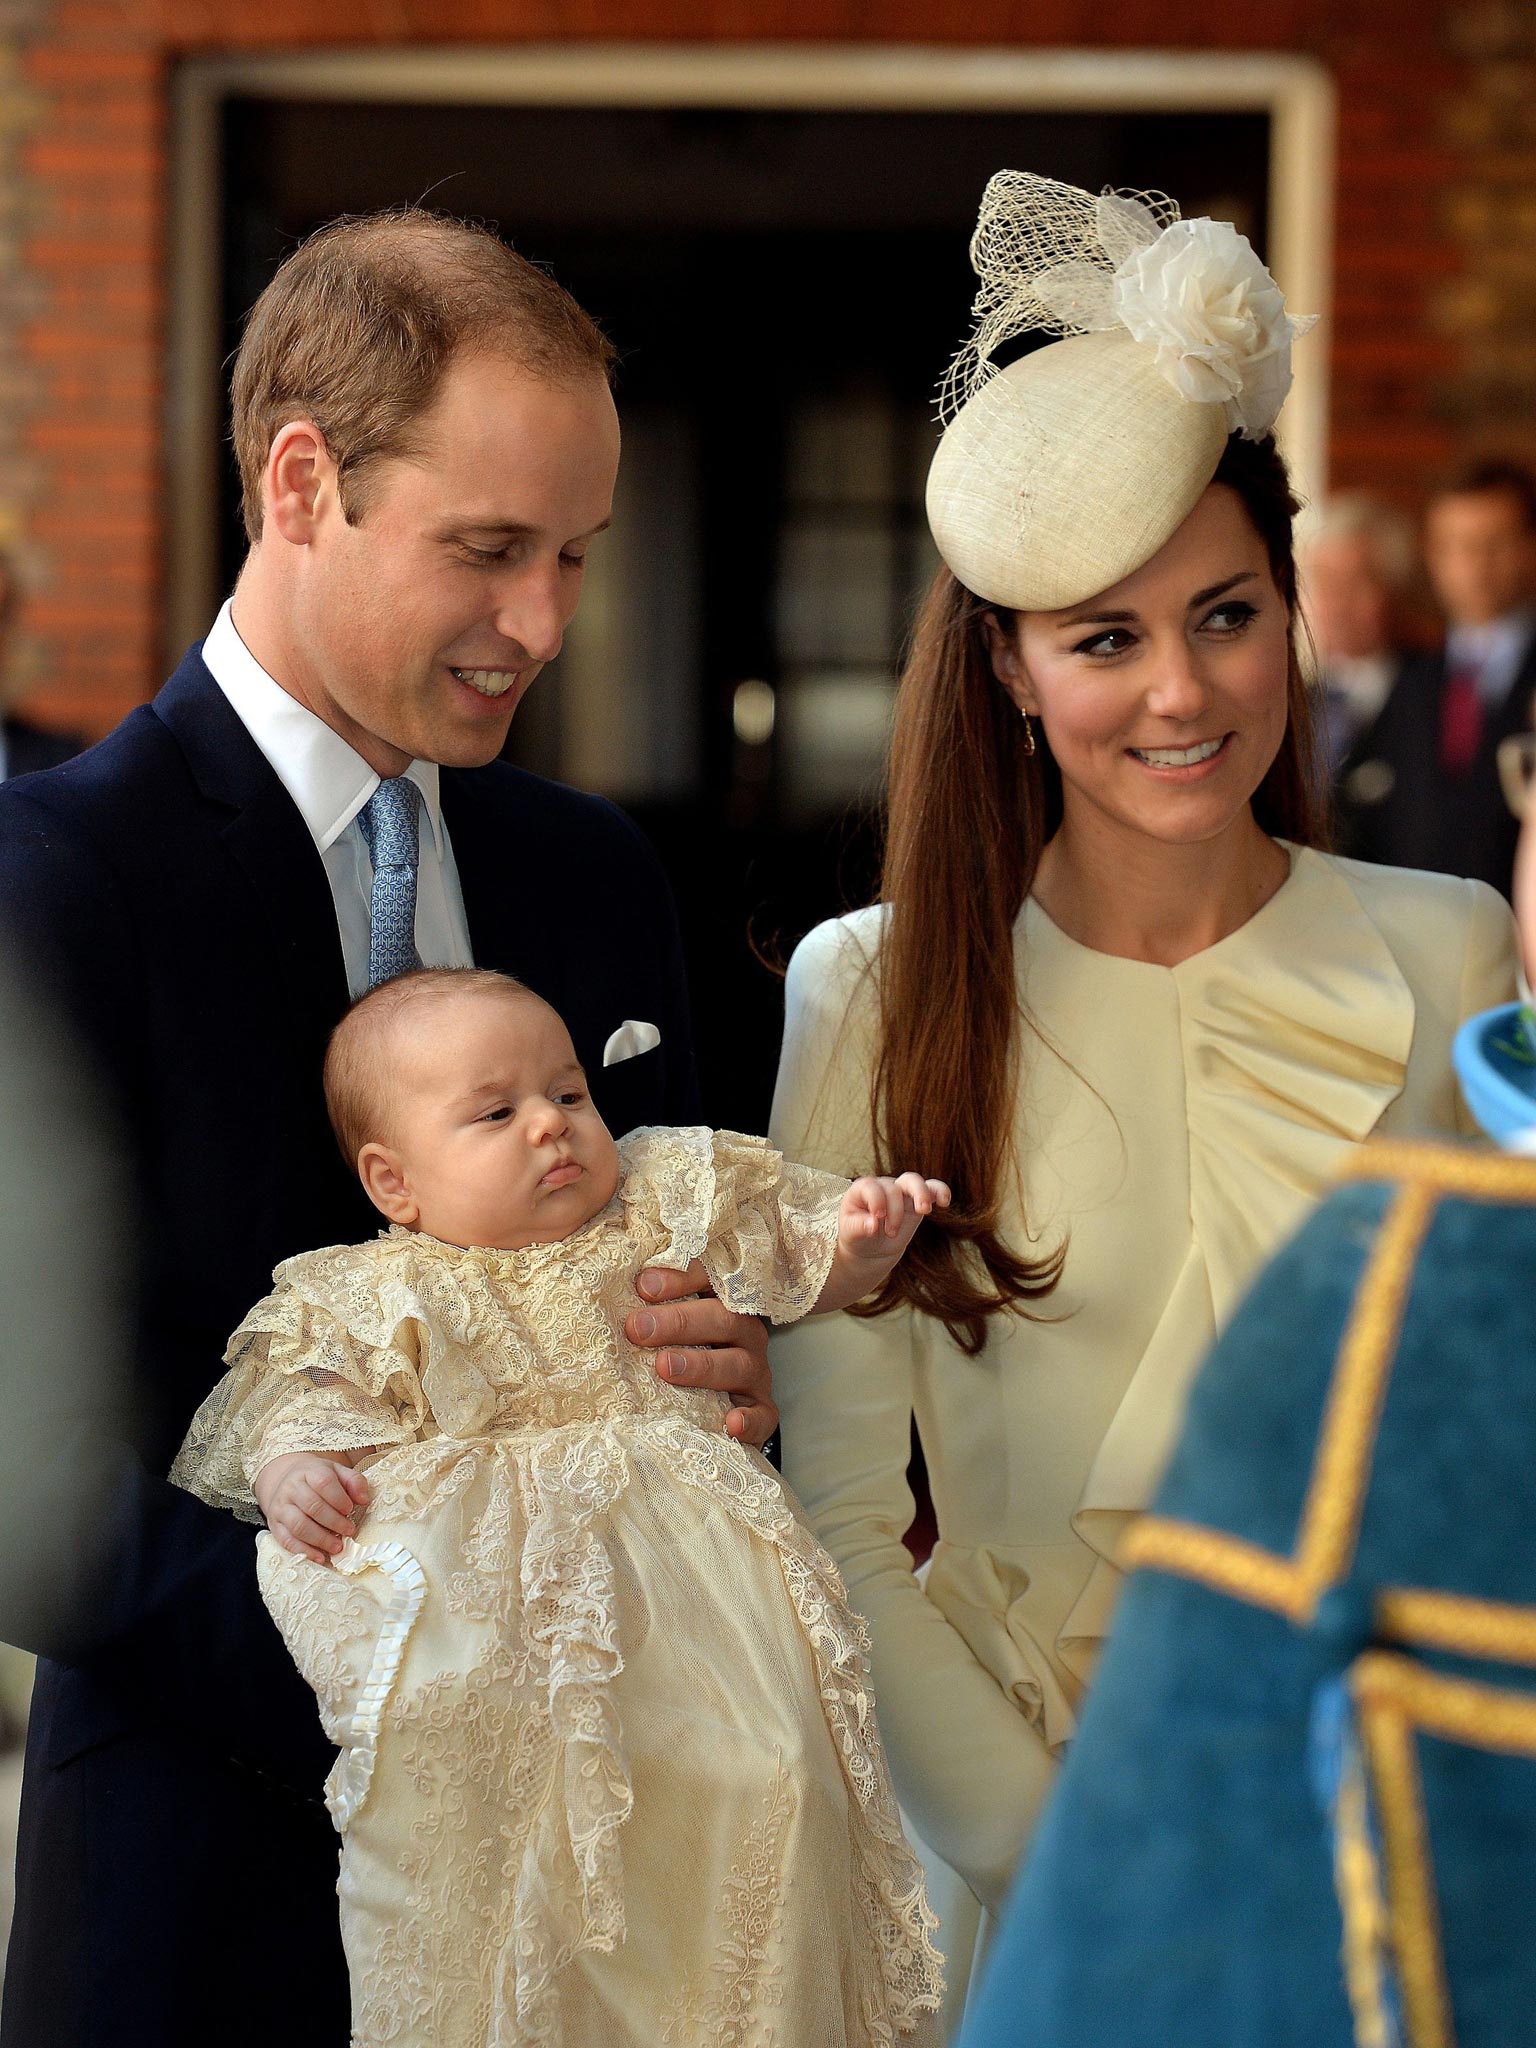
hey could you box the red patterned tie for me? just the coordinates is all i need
[1439,663,1484,776]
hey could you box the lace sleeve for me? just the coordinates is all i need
[701,1131,848,1323]
[619,1126,848,1323]
[169,1246,430,1523]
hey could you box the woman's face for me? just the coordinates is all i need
[985,484,1293,849]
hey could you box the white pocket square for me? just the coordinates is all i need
[602,1019,661,1067]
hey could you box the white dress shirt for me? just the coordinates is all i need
[202,601,474,996]
[1447,608,1536,709]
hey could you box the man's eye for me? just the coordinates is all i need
[559,550,588,570]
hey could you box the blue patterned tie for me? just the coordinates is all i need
[358,777,423,987]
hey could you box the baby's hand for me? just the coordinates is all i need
[838,1173,952,1263]
[253,1452,372,1566]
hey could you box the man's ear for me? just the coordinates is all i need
[358,1142,418,1227]
[979,609,1040,716]
[264,419,336,547]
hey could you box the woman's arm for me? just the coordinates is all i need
[770,917,1055,1909]
[773,1308,1056,1909]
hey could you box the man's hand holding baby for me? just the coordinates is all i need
[814,1172,952,1315]
[254,1451,373,1566]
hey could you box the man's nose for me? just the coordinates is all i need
[494,564,569,668]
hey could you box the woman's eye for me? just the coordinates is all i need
[1074,627,1136,659]
[1202,600,1259,634]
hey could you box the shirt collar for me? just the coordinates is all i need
[202,600,445,857]
[1447,607,1536,669]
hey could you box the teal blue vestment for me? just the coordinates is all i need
[961,1138,1536,2048]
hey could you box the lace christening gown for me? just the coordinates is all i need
[172,1127,942,2048]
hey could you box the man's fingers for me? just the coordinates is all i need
[627,1295,752,1350]
[724,1397,780,1448]
[634,1258,710,1304]
[657,1341,771,1402]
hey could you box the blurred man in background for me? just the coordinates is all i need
[1300,494,1417,853]
[1303,493,1416,769]
[1342,460,1536,894]
[0,549,81,781]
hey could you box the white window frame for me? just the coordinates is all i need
[168,43,1334,656]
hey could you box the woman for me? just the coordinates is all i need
[768,172,1518,2027]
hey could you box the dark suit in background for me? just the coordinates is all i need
[0,650,700,2047]
[1,711,82,779]
[1334,635,1536,895]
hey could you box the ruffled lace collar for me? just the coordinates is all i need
[383,1202,625,1279]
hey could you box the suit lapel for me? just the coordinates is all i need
[1485,635,1536,751]
[441,766,562,991]
[151,650,350,1023]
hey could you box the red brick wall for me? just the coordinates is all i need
[11,0,1478,738]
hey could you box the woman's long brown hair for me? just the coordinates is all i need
[854,432,1332,1355]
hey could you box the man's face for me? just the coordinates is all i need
[285,352,620,773]
[1423,489,1536,631]
[1302,532,1395,662]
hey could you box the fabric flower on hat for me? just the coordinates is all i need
[1112,218,1316,441]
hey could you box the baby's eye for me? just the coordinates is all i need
[480,1106,512,1124]
[555,1089,586,1107]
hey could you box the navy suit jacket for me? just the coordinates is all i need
[2,712,82,779]
[1336,637,1536,896]
[0,650,699,2047]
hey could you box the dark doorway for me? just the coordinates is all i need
[218,95,1270,1130]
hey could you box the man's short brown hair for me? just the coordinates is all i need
[230,208,617,545]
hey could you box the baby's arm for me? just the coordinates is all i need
[812,1173,951,1316]
[253,1451,373,1567]
[252,1369,378,1566]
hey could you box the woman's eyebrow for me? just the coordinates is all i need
[1187,571,1259,607]
[1056,569,1260,632]
[1057,604,1138,629]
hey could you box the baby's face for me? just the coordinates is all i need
[370,990,622,1251]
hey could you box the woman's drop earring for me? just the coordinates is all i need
[1021,711,1037,758]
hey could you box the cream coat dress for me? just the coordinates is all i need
[172,1128,943,2048]
[767,849,1517,2025]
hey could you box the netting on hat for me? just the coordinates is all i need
[939,173,1182,423]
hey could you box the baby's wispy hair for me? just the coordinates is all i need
[323,966,537,1170]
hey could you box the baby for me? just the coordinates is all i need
[173,967,945,2048]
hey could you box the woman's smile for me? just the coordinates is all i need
[1125,732,1235,778]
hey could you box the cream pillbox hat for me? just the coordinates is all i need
[926,172,1317,612]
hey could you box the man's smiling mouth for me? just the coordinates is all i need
[450,668,519,698]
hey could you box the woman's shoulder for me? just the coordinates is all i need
[1310,849,1514,960]
[785,905,888,1004]
[1316,848,1503,923]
